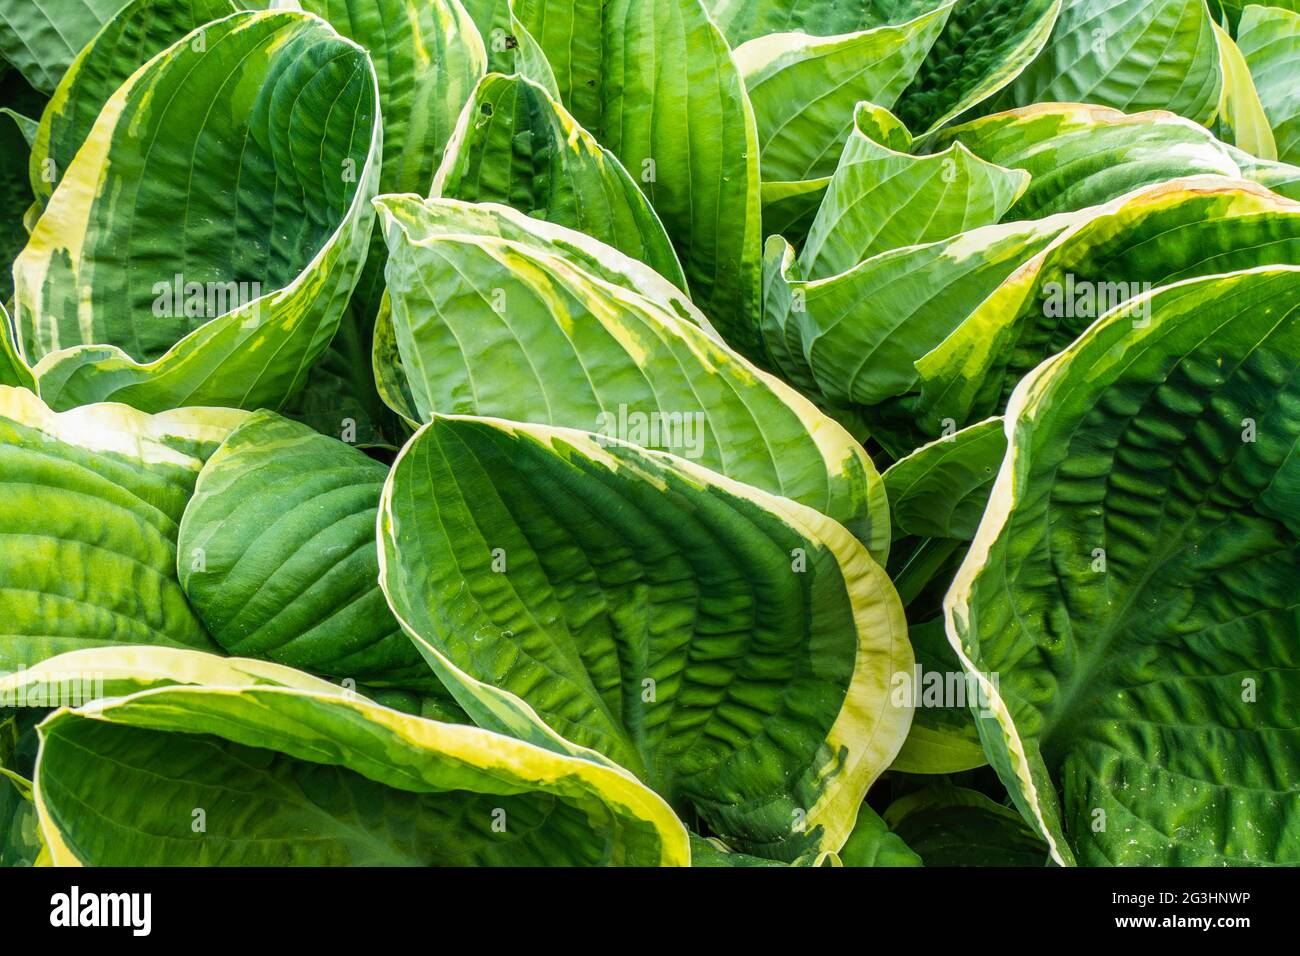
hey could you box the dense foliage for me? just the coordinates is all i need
[2,0,1299,867]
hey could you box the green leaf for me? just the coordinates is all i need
[708,0,943,46]
[889,616,987,774]
[434,73,686,289]
[883,418,1006,541]
[13,10,382,413]
[178,411,438,691]
[378,415,913,860]
[28,0,240,214]
[515,0,765,358]
[297,0,485,321]
[0,0,132,93]
[758,100,911,245]
[377,195,890,559]
[1227,145,1300,201]
[0,384,246,672]
[0,644,344,704]
[947,265,1300,865]
[884,784,1049,865]
[913,178,1300,434]
[1002,0,1223,125]
[1237,3,1300,165]
[839,803,923,865]
[0,305,34,390]
[32,667,690,865]
[931,103,1241,221]
[0,767,41,866]
[1211,17,1277,160]
[893,0,1063,134]
[736,3,953,185]
[799,103,1030,280]
[762,214,1071,410]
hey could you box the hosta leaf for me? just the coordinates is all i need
[708,0,942,46]
[1003,0,1223,125]
[434,73,686,289]
[1208,0,1300,33]
[890,617,986,774]
[931,104,1241,220]
[1211,17,1277,160]
[32,672,689,865]
[1237,3,1300,165]
[13,10,382,413]
[0,767,40,867]
[178,411,437,691]
[883,417,1006,541]
[914,178,1300,434]
[948,265,1300,865]
[514,0,765,358]
[799,103,1030,280]
[0,385,245,672]
[763,215,1071,409]
[839,803,923,865]
[735,3,953,185]
[28,0,239,213]
[893,0,1063,134]
[0,644,342,703]
[0,306,34,390]
[1229,147,1300,201]
[378,416,913,860]
[377,195,890,558]
[0,0,131,93]
[758,100,911,246]
[884,784,1049,865]
[297,0,486,320]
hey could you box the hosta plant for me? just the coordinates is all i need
[1,0,1298,868]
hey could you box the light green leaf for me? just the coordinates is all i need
[948,264,1300,865]
[0,0,132,93]
[434,73,686,289]
[0,385,246,672]
[13,10,382,414]
[378,195,890,559]
[1003,0,1223,125]
[708,0,942,46]
[884,784,1049,865]
[1211,17,1277,160]
[378,415,914,860]
[894,0,1063,134]
[799,103,1030,280]
[1227,145,1300,200]
[0,644,343,704]
[758,100,911,245]
[889,616,987,774]
[913,178,1300,434]
[28,0,239,214]
[178,411,438,691]
[839,803,923,865]
[0,305,34,390]
[1237,3,1300,165]
[736,3,953,185]
[931,103,1242,220]
[883,417,1006,541]
[762,214,1071,411]
[33,672,690,865]
[515,0,765,358]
